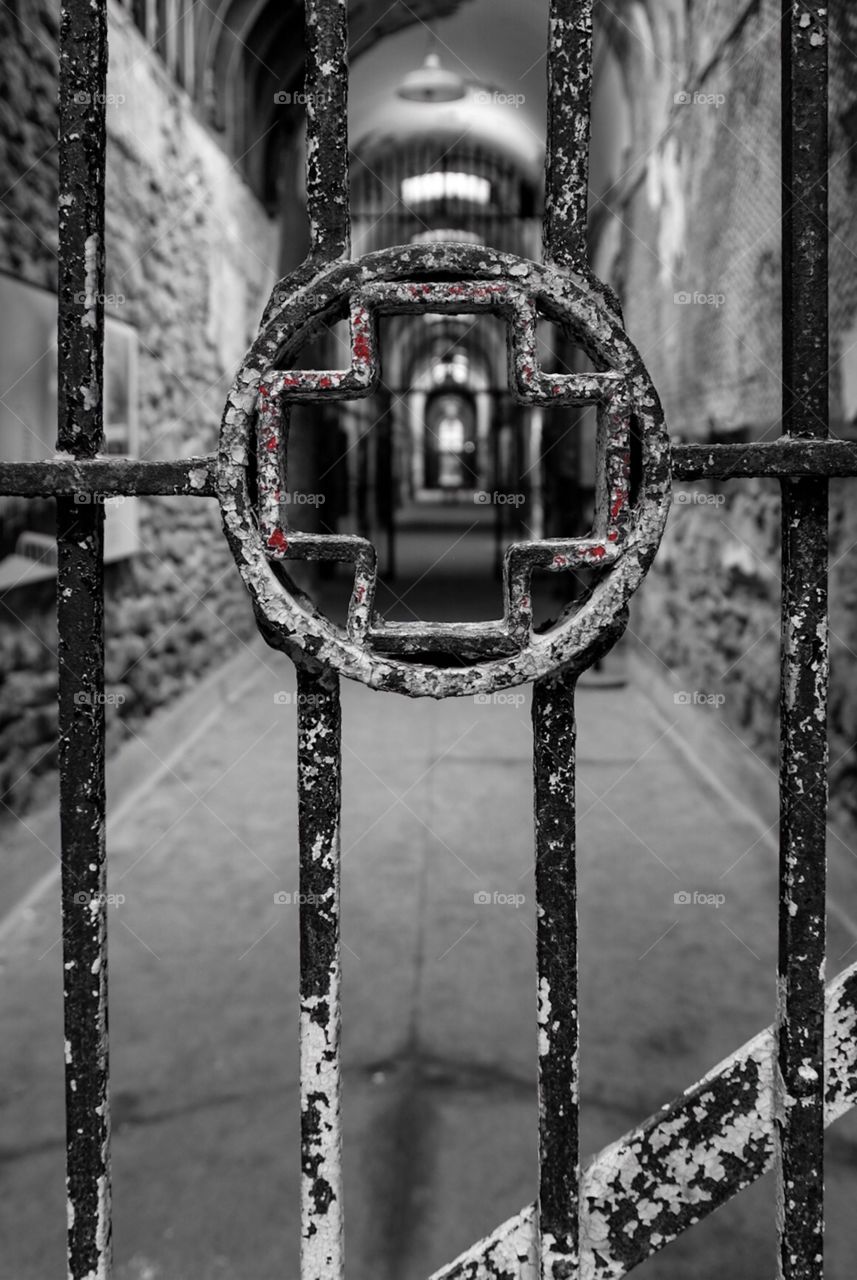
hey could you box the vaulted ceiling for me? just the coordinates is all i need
[192,0,471,204]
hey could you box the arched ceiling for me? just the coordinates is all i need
[191,0,658,212]
[193,0,471,201]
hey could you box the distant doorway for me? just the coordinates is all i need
[423,390,478,491]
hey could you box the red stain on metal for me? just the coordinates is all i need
[319,376,333,389]
[266,436,278,452]
[610,490,626,521]
[352,330,372,363]
[586,545,606,559]
[607,531,618,543]
[552,554,568,567]
[267,528,288,553]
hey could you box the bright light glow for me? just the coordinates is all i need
[401,171,491,206]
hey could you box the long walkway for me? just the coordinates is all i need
[2,507,857,1280]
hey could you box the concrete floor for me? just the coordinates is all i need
[2,503,857,1279]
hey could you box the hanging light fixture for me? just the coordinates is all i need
[395,51,467,103]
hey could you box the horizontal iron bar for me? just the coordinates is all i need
[672,439,857,479]
[2,441,857,504]
[0,457,217,497]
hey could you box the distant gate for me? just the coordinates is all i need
[0,2,854,1278]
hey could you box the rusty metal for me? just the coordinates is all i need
[428,961,857,1280]
[533,670,579,1278]
[7,439,857,504]
[304,0,349,264]
[544,0,593,268]
[297,665,344,1278]
[56,2,112,1279]
[0,0,848,1276]
[776,5,830,1276]
[217,251,669,696]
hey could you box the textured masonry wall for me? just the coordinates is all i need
[0,2,278,810]
[613,0,857,822]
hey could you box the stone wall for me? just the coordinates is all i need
[0,1,279,811]
[604,0,857,822]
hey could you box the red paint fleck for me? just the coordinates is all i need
[607,530,618,542]
[552,554,567,568]
[551,384,562,395]
[267,528,288,553]
[520,595,530,609]
[610,490,626,521]
[522,365,533,380]
[354,584,366,604]
[265,435,278,452]
[281,375,298,388]
[318,376,332,389]
[353,330,372,363]
[586,545,606,559]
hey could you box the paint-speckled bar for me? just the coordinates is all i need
[543,0,593,267]
[297,665,344,1279]
[56,2,112,1277]
[777,4,829,1278]
[533,670,579,1280]
[428,961,857,1280]
[304,0,349,262]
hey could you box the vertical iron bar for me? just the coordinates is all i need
[533,669,579,1280]
[777,4,829,1278]
[297,664,344,1280]
[304,0,350,262]
[543,0,593,268]
[57,2,111,1278]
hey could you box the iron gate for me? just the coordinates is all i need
[1,1,856,1277]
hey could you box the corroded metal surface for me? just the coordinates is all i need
[533,671,579,1279]
[544,0,592,268]
[297,666,344,1279]
[776,5,829,1277]
[0,0,840,1274]
[427,962,857,1280]
[57,2,112,1278]
[8,440,857,502]
[217,246,670,696]
[304,0,349,263]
